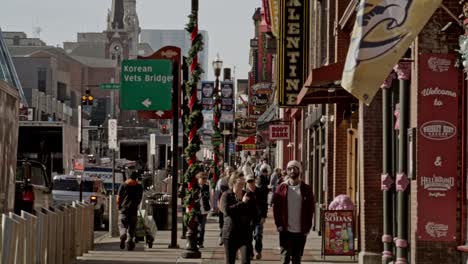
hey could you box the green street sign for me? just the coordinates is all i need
[120,59,173,110]
[100,83,120,90]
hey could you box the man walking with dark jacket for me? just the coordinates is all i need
[117,171,143,250]
[273,160,314,264]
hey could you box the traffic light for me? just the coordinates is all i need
[81,89,94,106]
[161,124,168,134]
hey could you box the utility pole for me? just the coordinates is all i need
[109,77,119,237]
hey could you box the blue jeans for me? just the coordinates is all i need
[198,214,208,245]
[253,223,264,253]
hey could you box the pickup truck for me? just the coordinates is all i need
[14,159,53,215]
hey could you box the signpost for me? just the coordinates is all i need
[99,83,120,90]
[108,119,118,150]
[120,59,173,111]
[137,46,182,120]
[150,133,156,186]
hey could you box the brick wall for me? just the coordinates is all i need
[333,103,350,198]
[334,0,351,63]
[326,104,335,204]
[358,91,383,257]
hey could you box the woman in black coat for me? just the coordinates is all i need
[220,171,257,264]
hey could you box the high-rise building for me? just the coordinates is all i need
[140,29,209,81]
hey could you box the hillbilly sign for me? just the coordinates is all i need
[417,53,459,241]
[269,124,290,140]
[277,0,309,106]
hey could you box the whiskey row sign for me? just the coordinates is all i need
[277,0,310,106]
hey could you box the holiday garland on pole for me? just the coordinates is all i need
[183,4,204,230]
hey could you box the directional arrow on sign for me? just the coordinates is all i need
[155,111,164,117]
[142,98,152,108]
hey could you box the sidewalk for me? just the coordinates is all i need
[75,209,358,264]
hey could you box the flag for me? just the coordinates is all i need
[342,0,442,105]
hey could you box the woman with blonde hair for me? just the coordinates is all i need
[216,166,235,245]
[220,171,256,264]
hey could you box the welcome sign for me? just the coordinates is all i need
[277,0,309,106]
[417,53,459,241]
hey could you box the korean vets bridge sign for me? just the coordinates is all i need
[121,59,173,111]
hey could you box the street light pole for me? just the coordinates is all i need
[212,53,223,179]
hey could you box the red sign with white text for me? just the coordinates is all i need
[417,53,459,241]
[269,124,290,140]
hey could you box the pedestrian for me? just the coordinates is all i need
[220,171,257,264]
[251,165,269,259]
[269,168,282,206]
[246,172,268,260]
[197,171,211,248]
[117,171,144,251]
[273,160,314,264]
[241,156,255,179]
[216,166,235,246]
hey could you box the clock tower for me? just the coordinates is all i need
[106,0,140,64]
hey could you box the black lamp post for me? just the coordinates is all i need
[212,54,223,170]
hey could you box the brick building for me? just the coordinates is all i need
[271,0,465,263]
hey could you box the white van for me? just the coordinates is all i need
[52,175,109,229]
[83,167,124,194]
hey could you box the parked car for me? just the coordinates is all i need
[14,159,53,215]
[52,175,109,229]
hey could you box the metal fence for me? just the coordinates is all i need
[0,201,94,264]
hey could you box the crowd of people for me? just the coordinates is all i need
[213,157,315,264]
[116,156,315,264]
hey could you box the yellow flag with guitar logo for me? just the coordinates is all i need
[342,0,442,105]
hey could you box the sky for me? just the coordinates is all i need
[0,0,261,80]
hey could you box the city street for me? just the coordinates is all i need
[77,209,357,264]
[2,0,468,263]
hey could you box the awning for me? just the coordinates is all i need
[296,62,354,105]
[238,136,256,150]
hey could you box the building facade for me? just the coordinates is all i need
[270,0,466,263]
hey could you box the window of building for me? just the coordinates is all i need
[57,82,67,102]
[37,68,47,92]
[13,36,20,46]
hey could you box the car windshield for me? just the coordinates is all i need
[16,163,47,186]
[53,179,94,192]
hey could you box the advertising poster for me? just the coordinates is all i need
[322,210,355,256]
[249,83,273,119]
[417,53,459,241]
[201,81,214,111]
[221,80,234,123]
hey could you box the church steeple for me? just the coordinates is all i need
[106,0,140,60]
[110,0,124,30]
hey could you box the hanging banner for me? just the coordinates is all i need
[322,210,355,256]
[201,81,214,110]
[277,0,310,107]
[342,0,442,105]
[221,80,234,123]
[268,0,279,37]
[417,53,458,241]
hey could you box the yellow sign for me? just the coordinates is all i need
[277,0,310,107]
[342,0,442,105]
[268,0,279,37]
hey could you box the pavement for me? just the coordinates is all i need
[75,208,358,264]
